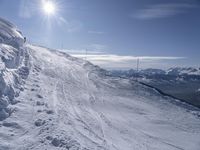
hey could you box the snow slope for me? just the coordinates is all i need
[0,18,200,150]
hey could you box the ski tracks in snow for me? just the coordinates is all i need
[7,45,199,150]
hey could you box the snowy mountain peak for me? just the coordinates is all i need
[167,67,200,76]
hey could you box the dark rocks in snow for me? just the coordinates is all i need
[34,119,45,127]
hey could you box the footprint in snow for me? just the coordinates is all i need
[34,119,45,127]
[31,88,36,91]
[36,94,43,99]
[2,121,21,129]
[45,110,54,114]
[36,101,45,106]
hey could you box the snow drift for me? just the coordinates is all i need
[0,18,200,150]
[0,18,29,121]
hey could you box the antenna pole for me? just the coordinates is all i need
[85,49,87,60]
[136,58,140,82]
[137,58,139,72]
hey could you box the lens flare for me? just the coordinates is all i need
[42,0,56,15]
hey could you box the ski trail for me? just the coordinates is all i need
[57,82,103,147]
[62,83,105,142]
[52,81,59,114]
[84,71,121,150]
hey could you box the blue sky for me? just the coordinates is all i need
[0,0,200,69]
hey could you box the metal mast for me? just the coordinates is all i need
[136,58,140,72]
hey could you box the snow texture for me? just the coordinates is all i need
[0,18,200,150]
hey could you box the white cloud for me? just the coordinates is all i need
[60,49,104,55]
[133,3,196,20]
[73,54,185,62]
[63,49,185,69]
[87,44,108,51]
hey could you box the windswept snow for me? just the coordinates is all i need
[0,18,24,48]
[0,18,200,150]
[0,18,29,121]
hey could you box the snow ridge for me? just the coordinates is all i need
[0,18,29,121]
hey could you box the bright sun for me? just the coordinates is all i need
[43,1,56,15]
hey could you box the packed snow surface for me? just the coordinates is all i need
[0,18,200,150]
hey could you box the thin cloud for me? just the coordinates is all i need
[58,16,68,25]
[73,54,185,62]
[88,31,105,34]
[57,17,83,32]
[66,20,83,32]
[87,44,108,51]
[66,50,186,69]
[133,3,197,20]
[60,49,104,55]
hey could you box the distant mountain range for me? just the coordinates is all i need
[110,67,200,108]
[110,67,200,77]
[167,67,200,76]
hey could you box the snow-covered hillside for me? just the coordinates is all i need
[0,18,200,150]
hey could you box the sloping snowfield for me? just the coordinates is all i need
[0,18,200,150]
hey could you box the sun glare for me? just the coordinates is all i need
[42,0,56,15]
